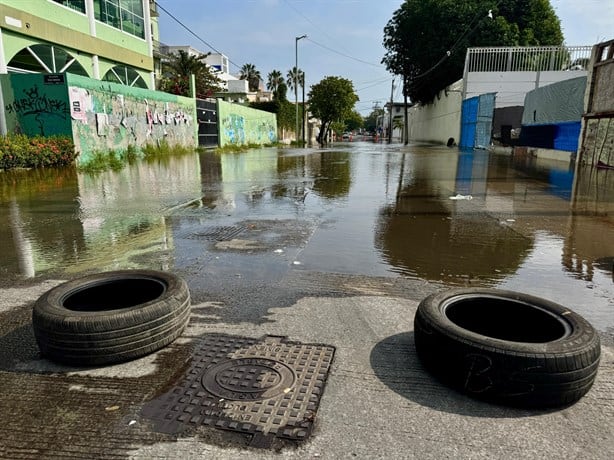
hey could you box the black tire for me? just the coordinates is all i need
[32,270,191,366]
[414,288,601,408]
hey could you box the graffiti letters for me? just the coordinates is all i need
[5,85,68,136]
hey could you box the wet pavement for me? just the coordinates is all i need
[0,142,613,458]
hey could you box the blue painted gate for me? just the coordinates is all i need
[460,93,496,149]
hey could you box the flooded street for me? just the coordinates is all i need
[1,142,612,334]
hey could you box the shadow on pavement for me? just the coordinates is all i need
[369,331,559,418]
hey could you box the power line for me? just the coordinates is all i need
[355,77,393,92]
[408,1,502,84]
[282,0,353,55]
[155,1,244,71]
[305,37,385,68]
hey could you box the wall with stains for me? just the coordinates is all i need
[1,73,197,164]
[579,40,614,167]
[217,100,277,147]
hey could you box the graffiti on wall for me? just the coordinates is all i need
[4,83,70,136]
[217,100,277,147]
[66,77,196,163]
[222,114,246,145]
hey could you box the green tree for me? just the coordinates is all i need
[344,110,364,132]
[308,76,359,146]
[267,69,284,93]
[382,0,564,104]
[240,63,262,92]
[274,81,288,102]
[159,50,223,98]
[364,108,384,133]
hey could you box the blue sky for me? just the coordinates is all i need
[156,0,614,115]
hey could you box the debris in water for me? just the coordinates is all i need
[449,194,473,200]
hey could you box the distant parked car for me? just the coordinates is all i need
[342,132,351,140]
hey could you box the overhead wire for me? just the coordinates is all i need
[407,0,504,88]
[155,1,244,71]
[282,0,354,55]
[305,38,386,69]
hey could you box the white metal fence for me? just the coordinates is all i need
[464,46,593,73]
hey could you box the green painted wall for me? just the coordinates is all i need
[1,73,197,163]
[2,73,72,137]
[0,2,153,78]
[217,100,277,147]
[65,74,197,163]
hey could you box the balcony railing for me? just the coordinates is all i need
[464,46,593,73]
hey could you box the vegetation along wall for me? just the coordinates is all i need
[217,100,277,147]
[1,73,197,164]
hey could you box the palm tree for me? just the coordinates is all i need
[286,66,305,100]
[239,63,262,92]
[267,69,284,92]
[160,50,222,98]
[164,50,206,77]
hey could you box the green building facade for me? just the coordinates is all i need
[0,1,159,92]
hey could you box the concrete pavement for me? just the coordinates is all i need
[0,275,612,459]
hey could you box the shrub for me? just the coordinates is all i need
[78,150,124,173]
[0,134,76,170]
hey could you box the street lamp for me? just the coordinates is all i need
[295,34,307,147]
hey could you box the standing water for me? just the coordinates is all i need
[0,142,612,333]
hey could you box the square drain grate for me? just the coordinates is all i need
[184,226,246,241]
[141,334,335,446]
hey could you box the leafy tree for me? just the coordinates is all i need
[267,69,284,93]
[240,63,262,92]
[344,110,364,132]
[330,121,346,138]
[274,81,288,102]
[308,76,359,146]
[382,0,564,104]
[364,107,384,133]
[286,67,305,99]
[159,50,223,98]
[251,78,301,134]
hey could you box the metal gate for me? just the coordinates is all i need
[460,93,496,149]
[196,98,218,147]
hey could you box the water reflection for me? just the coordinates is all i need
[0,167,84,278]
[0,154,202,278]
[0,144,611,330]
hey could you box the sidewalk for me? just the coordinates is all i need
[0,278,612,459]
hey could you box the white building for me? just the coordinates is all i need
[159,45,239,90]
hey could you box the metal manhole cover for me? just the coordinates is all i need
[141,334,335,446]
[202,357,296,400]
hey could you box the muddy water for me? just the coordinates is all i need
[0,143,612,332]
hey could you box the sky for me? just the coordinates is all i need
[156,0,614,115]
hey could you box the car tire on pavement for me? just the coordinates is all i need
[414,288,601,408]
[32,270,191,366]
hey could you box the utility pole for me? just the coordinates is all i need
[388,78,394,144]
[302,73,306,147]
